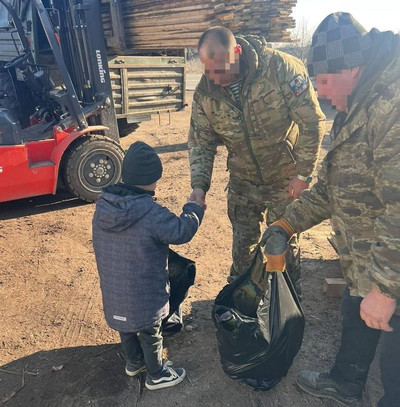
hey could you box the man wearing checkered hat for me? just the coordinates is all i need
[261,12,400,407]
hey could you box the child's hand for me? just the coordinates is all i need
[187,197,207,211]
[189,188,206,206]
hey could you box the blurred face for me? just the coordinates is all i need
[199,44,240,86]
[315,69,360,112]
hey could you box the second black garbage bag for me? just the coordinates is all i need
[212,246,305,391]
[162,249,196,335]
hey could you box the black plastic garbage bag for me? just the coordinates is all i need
[162,249,196,335]
[212,246,305,391]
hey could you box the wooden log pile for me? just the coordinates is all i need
[101,0,297,50]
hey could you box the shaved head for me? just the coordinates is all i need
[198,26,237,58]
[197,26,241,86]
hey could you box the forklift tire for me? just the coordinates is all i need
[117,118,140,138]
[61,135,125,202]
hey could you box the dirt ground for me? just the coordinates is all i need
[0,92,383,407]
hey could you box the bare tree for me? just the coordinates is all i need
[278,18,313,63]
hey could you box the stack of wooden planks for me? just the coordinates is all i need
[101,0,297,50]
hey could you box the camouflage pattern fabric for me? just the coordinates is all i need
[283,43,400,310]
[227,176,301,295]
[188,35,326,192]
[232,247,267,317]
[188,35,325,285]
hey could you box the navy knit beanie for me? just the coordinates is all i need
[307,12,372,76]
[122,141,162,186]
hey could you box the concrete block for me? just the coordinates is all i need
[323,277,346,297]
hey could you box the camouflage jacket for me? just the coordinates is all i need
[284,32,400,301]
[188,35,326,191]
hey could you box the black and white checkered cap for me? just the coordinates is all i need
[307,12,372,76]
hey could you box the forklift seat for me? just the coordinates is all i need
[20,120,55,142]
[0,109,23,145]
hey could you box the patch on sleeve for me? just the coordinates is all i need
[289,74,309,96]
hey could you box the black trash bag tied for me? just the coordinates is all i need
[162,249,196,335]
[212,245,305,391]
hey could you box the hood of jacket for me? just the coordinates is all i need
[93,184,155,232]
[331,30,400,137]
[349,29,400,112]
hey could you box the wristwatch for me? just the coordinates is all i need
[296,174,312,183]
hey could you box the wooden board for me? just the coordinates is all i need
[102,0,297,50]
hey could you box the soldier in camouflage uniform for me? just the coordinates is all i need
[188,27,326,291]
[262,13,400,407]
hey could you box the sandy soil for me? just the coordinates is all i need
[0,93,382,407]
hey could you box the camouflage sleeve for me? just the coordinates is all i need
[277,53,326,177]
[366,93,400,299]
[188,91,218,192]
[282,158,332,232]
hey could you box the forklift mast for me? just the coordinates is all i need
[32,0,119,140]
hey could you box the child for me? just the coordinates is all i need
[92,141,204,390]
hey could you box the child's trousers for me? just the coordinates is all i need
[119,319,163,378]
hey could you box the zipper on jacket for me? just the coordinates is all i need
[240,115,264,184]
[237,77,264,184]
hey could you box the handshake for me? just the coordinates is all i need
[261,219,295,272]
[187,188,207,210]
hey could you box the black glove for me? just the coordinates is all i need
[261,225,289,255]
[261,219,294,272]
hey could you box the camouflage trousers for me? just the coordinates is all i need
[227,176,302,296]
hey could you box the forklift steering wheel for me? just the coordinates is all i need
[4,52,32,70]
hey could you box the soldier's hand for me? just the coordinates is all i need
[289,177,309,199]
[261,226,288,272]
[360,288,396,332]
[189,188,206,207]
[261,219,295,272]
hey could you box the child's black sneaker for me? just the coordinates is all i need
[125,360,146,377]
[145,361,186,390]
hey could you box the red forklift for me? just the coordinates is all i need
[0,0,125,203]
